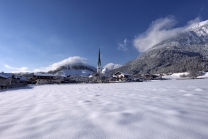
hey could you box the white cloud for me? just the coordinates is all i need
[133,16,201,52]
[4,64,29,73]
[118,39,128,51]
[34,56,88,72]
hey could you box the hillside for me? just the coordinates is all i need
[103,63,122,70]
[48,65,96,76]
[111,20,208,75]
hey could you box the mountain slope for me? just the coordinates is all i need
[103,63,122,70]
[111,20,208,75]
[48,64,96,76]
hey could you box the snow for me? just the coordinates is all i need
[103,63,122,70]
[1,79,208,139]
[163,72,189,80]
[101,67,108,74]
[163,72,208,80]
[0,73,8,79]
[60,69,93,76]
[197,72,208,79]
[0,73,13,78]
[186,20,208,37]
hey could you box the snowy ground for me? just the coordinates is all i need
[0,79,208,139]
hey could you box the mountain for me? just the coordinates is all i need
[111,20,208,75]
[48,64,96,76]
[103,63,122,70]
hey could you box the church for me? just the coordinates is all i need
[89,48,109,83]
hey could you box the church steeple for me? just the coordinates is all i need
[97,47,101,74]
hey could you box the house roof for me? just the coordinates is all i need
[0,73,14,78]
[114,71,132,76]
[0,73,8,79]
[19,76,28,81]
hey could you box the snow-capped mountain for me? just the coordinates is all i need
[48,64,96,76]
[150,20,208,51]
[56,69,94,76]
[103,63,122,70]
[186,20,208,36]
[111,20,208,75]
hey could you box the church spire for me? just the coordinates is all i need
[98,47,101,66]
[97,47,101,74]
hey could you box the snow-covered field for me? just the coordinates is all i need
[1,79,208,139]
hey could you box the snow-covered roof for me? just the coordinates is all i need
[89,75,93,78]
[19,76,28,81]
[0,73,8,79]
[34,73,55,77]
[0,73,14,78]
[114,71,132,76]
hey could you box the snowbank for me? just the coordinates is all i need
[197,72,208,79]
[162,72,189,80]
[163,72,208,80]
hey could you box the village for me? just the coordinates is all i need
[0,48,164,90]
[0,70,164,90]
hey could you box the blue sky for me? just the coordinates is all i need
[1,0,208,73]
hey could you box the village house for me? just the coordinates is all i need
[26,75,36,84]
[113,71,133,81]
[18,76,29,86]
[142,73,162,80]
[34,73,57,84]
[88,73,109,83]
[0,72,29,88]
[0,73,11,89]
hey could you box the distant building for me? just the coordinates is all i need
[0,73,11,89]
[88,47,110,83]
[0,72,28,88]
[113,71,133,81]
[34,73,56,84]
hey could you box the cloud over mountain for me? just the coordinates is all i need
[34,56,88,72]
[133,17,201,52]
